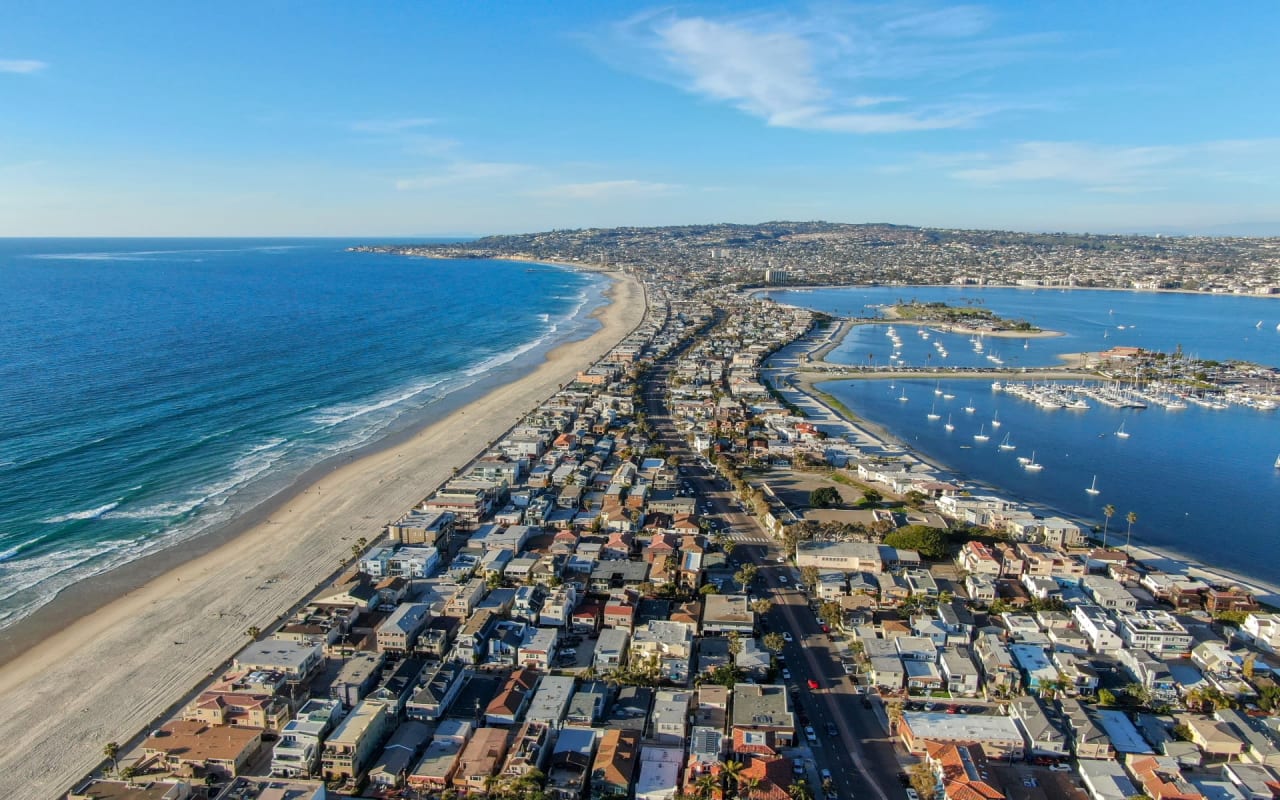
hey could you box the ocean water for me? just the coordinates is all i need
[0,239,608,629]
[763,286,1280,586]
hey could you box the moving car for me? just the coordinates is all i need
[807,678,820,690]
[804,726,818,744]
[826,723,838,737]
[782,632,793,642]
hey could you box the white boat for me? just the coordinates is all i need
[998,433,1015,451]
[934,382,943,396]
[944,414,955,432]
[991,381,1003,392]
[1016,454,1031,465]
[1086,475,1100,495]
[973,425,989,443]
[1275,453,1280,469]
[1023,451,1043,472]
[1116,421,1130,439]
[898,389,909,402]
[964,397,976,414]
[942,392,955,400]
[1258,321,1264,329]
[991,411,1002,428]
[927,402,941,421]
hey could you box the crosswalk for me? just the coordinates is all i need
[727,532,773,544]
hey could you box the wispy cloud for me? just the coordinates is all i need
[531,179,678,200]
[395,161,530,191]
[0,59,47,74]
[591,6,1048,134]
[946,138,1280,192]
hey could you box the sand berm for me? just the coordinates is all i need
[0,271,646,799]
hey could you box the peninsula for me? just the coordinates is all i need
[19,226,1280,800]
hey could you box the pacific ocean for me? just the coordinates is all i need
[0,239,607,629]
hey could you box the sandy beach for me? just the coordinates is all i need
[0,271,646,800]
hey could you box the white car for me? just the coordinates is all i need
[778,575,788,584]
[781,668,792,680]
[804,726,818,744]
[782,632,793,642]
[905,791,919,800]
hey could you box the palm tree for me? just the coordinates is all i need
[1125,511,1138,548]
[738,776,761,800]
[695,772,720,800]
[245,626,261,639]
[788,781,813,800]
[103,741,120,775]
[720,759,745,799]
[1101,504,1116,547]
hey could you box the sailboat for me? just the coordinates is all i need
[1086,475,1100,495]
[944,414,955,432]
[1023,451,1043,472]
[934,381,943,396]
[973,425,989,443]
[898,389,909,402]
[991,411,1002,428]
[1115,421,1130,439]
[1274,453,1280,469]
[998,433,1015,451]
[964,397,976,414]
[927,402,941,421]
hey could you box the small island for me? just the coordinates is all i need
[885,300,1060,338]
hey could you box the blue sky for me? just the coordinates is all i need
[2,2,1278,236]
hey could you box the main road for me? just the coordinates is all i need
[640,334,909,800]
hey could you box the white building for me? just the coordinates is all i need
[1117,610,1192,657]
[1073,604,1124,653]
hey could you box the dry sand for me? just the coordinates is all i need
[0,271,646,799]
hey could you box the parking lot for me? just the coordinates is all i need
[990,763,1090,800]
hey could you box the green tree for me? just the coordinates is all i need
[750,599,774,616]
[860,488,883,508]
[818,601,843,630]
[735,564,759,588]
[120,765,139,785]
[1101,504,1116,547]
[762,632,786,654]
[245,626,261,639]
[908,761,935,798]
[800,565,820,588]
[1125,511,1138,547]
[1097,688,1118,706]
[809,486,841,509]
[883,525,950,559]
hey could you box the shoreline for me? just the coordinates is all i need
[774,335,1280,607]
[0,266,612,664]
[0,270,647,800]
[757,282,1280,302]
[879,307,1064,339]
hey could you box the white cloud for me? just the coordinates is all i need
[947,138,1280,192]
[0,59,47,74]
[395,161,530,190]
[531,180,677,200]
[593,6,1043,134]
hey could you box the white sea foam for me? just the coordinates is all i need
[104,438,289,521]
[41,500,121,524]
[310,378,447,428]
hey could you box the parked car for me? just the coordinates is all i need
[804,726,818,744]
[782,669,792,680]
[820,769,832,783]
[782,632,793,642]
[905,790,920,800]
[807,678,820,690]
[793,758,805,776]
